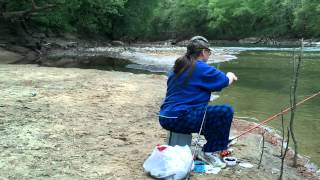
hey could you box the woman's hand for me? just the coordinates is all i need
[226,72,238,85]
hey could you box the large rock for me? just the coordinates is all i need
[41,57,77,67]
[22,51,39,63]
[61,33,78,40]
[303,40,320,47]
[46,38,78,49]
[239,37,261,44]
[111,40,125,46]
[6,45,31,54]
[0,47,24,64]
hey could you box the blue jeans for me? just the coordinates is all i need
[159,105,234,152]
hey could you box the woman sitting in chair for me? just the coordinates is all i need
[159,36,238,168]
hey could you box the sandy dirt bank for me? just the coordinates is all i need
[0,64,318,179]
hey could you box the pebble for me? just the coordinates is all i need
[239,162,253,168]
[271,168,280,174]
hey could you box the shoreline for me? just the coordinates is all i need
[0,64,318,179]
[2,36,320,67]
[232,119,319,176]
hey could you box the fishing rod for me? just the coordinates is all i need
[229,91,320,142]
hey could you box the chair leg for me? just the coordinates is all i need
[167,131,192,146]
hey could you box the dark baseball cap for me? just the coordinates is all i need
[188,36,213,52]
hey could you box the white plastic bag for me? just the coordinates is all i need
[143,144,193,180]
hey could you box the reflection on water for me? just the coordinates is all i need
[213,51,320,166]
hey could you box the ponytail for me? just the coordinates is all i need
[173,54,192,78]
[173,49,201,84]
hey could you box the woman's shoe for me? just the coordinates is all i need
[197,151,226,169]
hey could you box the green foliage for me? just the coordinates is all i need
[4,0,127,34]
[3,0,320,39]
[293,0,320,37]
[171,0,209,38]
[112,0,159,40]
[207,0,257,38]
[156,0,320,39]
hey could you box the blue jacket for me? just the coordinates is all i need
[160,60,229,117]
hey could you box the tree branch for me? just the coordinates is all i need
[289,38,303,167]
[258,131,266,169]
[31,0,38,10]
[280,112,285,157]
[279,128,290,180]
[1,3,55,19]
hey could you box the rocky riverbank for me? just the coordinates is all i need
[0,63,318,179]
[1,35,320,70]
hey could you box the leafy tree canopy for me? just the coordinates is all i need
[1,0,319,40]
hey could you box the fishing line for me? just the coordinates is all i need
[229,91,320,142]
[186,105,208,179]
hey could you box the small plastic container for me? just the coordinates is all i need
[223,156,237,166]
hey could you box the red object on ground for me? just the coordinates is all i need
[156,144,167,152]
[220,150,231,157]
